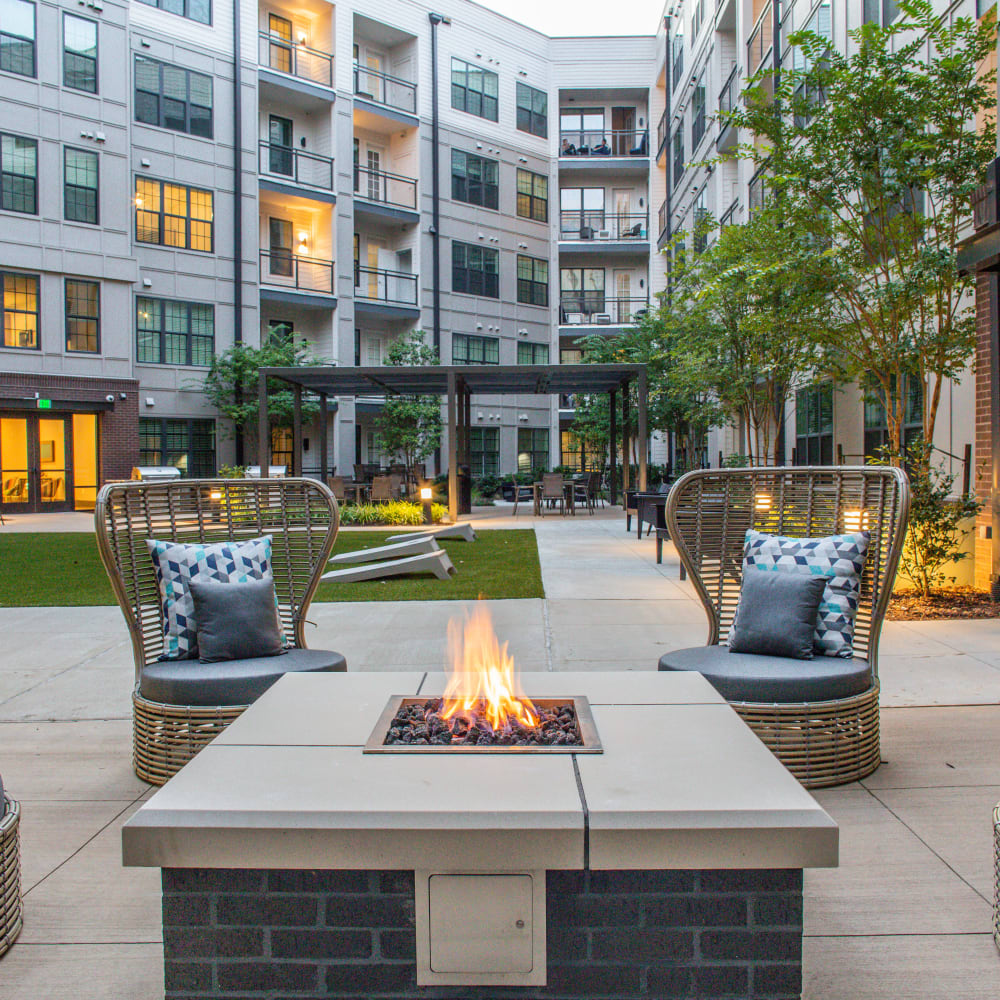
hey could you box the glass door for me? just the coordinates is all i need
[0,416,30,512]
[268,115,293,177]
[38,417,68,506]
[0,413,75,513]
[269,217,293,278]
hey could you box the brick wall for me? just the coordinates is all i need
[161,867,804,1000]
[974,274,994,591]
[0,371,140,484]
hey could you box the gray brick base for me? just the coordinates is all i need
[162,867,803,999]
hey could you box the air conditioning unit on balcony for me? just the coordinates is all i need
[594,314,612,325]
[564,312,585,325]
[596,229,611,240]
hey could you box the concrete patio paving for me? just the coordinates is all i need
[0,505,998,997]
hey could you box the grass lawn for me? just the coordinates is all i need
[0,529,543,606]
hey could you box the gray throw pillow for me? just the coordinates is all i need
[728,571,831,660]
[188,576,285,664]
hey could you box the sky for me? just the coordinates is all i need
[471,0,661,38]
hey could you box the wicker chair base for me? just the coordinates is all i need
[731,683,881,789]
[133,690,248,786]
[993,804,999,954]
[0,795,22,958]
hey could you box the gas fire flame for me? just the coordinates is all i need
[440,604,538,732]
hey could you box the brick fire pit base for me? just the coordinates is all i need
[162,866,803,1000]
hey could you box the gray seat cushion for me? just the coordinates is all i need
[139,647,347,707]
[658,645,872,703]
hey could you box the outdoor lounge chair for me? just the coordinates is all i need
[659,466,910,789]
[95,478,347,785]
[0,774,21,958]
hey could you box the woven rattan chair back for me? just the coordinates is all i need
[666,466,910,675]
[0,794,21,957]
[95,478,340,684]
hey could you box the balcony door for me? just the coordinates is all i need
[611,107,636,155]
[269,217,293,278]
[268,116,293,177]
[365,145,384,201]
[613,269,631,324]
[0,413,74,513]
[267,14,293,75]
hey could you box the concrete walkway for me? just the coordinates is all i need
[0,507,998,997]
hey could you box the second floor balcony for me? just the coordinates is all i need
[353,164,418,216]
[259,143,334,198]
[354,265,419,316]
[559,296,649,328]
[258,31,333,90]
[353,64,417,117]
[559,212,649,244]
[260,250,335,298]
[560,129,649,158]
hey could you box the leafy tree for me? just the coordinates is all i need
[726,0,996,460]
[201,334,327,459]
[374,330,442,474]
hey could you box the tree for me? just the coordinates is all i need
[374,330,442,474]
[201,334,327,459]
[726,0,996,460]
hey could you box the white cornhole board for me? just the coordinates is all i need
[386,523,476,543]
[329,536,440,565]
[321,548,456,583]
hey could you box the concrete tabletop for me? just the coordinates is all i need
[122,671,837,872]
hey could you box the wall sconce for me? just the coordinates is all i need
[754,491,772,512]
[297,232,309,252]
[639,278,645,288]
[298,33,307,44]
[639,197,644,207]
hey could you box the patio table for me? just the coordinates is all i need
[532,480,576,515]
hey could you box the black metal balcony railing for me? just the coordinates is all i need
[656,109,668,154]
[559,297,649,326]
[353,64,417,116]
[258,32,333,88]
[354,265,418,306]
[747,4,773,75]
[559,129,649,157]
[261,250,335,294]
[973,159,1000,231]
[259,142,334,191]
[353,164,417,211]
[719,64,739,116]
[658,199,668,240]
[559,212,648,241]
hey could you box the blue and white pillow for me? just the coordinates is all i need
[740,529,871,658]
[147,535,279,660]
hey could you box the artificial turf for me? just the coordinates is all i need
[0,529,543,606]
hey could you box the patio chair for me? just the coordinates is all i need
[574,471,600,514]
[327,475,347,504]
[511,483,535,516]
[370,475,393,503]
[0,775,21,958]
[540,473,567,516]
[659,466,910,789]
[95,478,347,785]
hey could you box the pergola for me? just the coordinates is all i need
[258,363,649,521]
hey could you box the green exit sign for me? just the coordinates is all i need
[36,399,51,409]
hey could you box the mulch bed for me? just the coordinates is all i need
[887,586,999,621]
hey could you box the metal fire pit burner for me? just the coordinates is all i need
[363,696,603,753]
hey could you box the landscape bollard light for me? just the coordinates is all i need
[420,486,433,524]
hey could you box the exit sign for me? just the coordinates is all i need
[36,399,52,409]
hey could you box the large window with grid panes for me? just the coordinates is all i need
[453,332,499,365]
[65,279,99,353]
[469,427,499,477]
[135,178,213,251]
[139,418,215,477]
[516,82,547,138]
[452,241,499,298]
[1,271,38,349]
[516,255,548,306]
[452,150,498,210]
[864,376,923,460]
[451,57,498,121]
[135,0,210,24]
[136,297,214,366]
[1,0,35,77]
[134,57,213,138]
[517,342,549,365]
[794,382,833,465]
[1,133,36,214]
[516,169,547,222]
[517,428,549,472]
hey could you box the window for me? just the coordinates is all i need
[0,0,34,77]
[452,241,499,298]
[671,27,683,89]
[134,57,213,139]
[516,169,548,222]
[864,376,923,459]
[692,0,706,37]
[65,280,99,353]
[517,342,549,365]
[470,427,499,476]
[693,190,709,254]
[135,0,210,26]
[863,0,898,24]
[748,164,769,216]
[560,187,604,237]
[793,3,831,126]
[135,178,214,251]
[516,82,547,138]
[137,297,214,366]
[63,14,96,92]
[453,332,499,365]
[268,319,294,345]
[451,57,498,122]
[452,150,498,210]
[1,133,35,214]
[691,75,706,149]
[516,255,548,306]
[672,127,684,190]
[64,147,98,224]
[794,383,833,465]
[560,267,604,317]
[977,1,996,16]
[139,418,216,478]
[1,271,38,349]
[560,108,603,152]
[517,428,548,472]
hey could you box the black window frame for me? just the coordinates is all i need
[691,74,706,150]
[452,241,499,299]
[1,269,39,350]
[452,332,500,365]
[135,177,214,252]
[517,427,549,472]
[863,376,923,460]
[134,55,214,139]
[516,255,548,307]
[63,12,97,93]
[469,426,499,476]
[0,0,35,78]
[136,295,215,367]
[134,0,211,26]
[794,382,834,466]
[451,57,498,122]
[451,149,499,210]
[517,341,549,365]
[0,131,36,215]
[516,168,548,222]
[65,278,100,354]
[672,127,684,190]
[560,266,605,316]
[63,146,99,225]
[139,417,216,478]
[516,81,547,138]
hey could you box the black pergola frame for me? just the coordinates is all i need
[258,363,648,521]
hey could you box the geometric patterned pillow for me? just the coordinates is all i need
[146,535,279,660]
[741,529,871,658]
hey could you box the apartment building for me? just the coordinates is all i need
[0,0,667,513]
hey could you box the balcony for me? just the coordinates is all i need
[258,32,334,103]
[560,129,649,158]
[657,199,669,248]
[656,109,668,164]
[719,199,739,229]
[716,65,739,152]
[559,212,649,253]
[354,265,420,319]
[747,4,773,76]
[260,250,336,307]
[559,296,649,330]
[259,143,335,203]
[353,164,418,223]
[353,64,417,120]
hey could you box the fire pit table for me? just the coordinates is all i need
[124,670,836,1000]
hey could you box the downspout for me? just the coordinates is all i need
[664,11,672,304]
[233,0,245,464]
[771,0,786,465]
[428,13,450,354]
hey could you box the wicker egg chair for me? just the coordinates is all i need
[95,478,344,785]
[660,466,910,789]
[0,783,21,958]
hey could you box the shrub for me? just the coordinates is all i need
[339,501,447,526]
[217,464,247,479]
[473,474,501,498]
